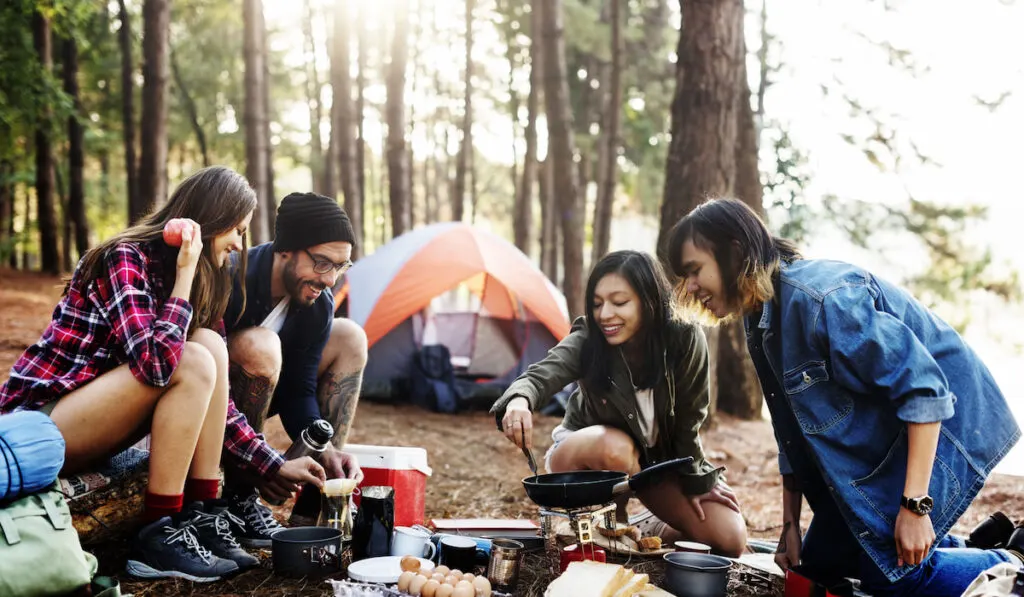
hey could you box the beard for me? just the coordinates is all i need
[282,256,327,307]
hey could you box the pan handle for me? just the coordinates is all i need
[610,457,695,497]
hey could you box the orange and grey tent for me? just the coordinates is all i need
[343,222,570,400]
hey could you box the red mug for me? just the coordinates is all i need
[559,543,606,573]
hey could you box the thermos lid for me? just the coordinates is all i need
[308,419,335,446]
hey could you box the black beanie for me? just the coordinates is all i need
[273,192,356,252]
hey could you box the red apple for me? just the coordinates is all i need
[162,218,195,247]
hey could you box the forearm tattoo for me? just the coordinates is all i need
[229,361,276,433]
[318,370,362,448]
[777,521,792,553]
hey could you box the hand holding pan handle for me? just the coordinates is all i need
[610,457,694,497]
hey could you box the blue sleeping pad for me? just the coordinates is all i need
[0,410,66,502]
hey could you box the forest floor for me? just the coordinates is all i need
[2,268,1023,596]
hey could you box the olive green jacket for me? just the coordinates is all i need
[490,317,722,495]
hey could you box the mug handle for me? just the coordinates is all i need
[423,541,437,560]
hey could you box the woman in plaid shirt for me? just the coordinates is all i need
[0,166,324,581]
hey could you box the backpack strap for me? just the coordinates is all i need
[39,490,68,530]
[0,507,20,544]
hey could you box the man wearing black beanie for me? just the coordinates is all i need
[220,192,368,544]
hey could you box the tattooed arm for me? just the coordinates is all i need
[775,474,803,571]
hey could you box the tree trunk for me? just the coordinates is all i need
[138,0,171,215]
[243,0,272,244]
[118,0,142,224]
[539,0,583,317]
[452,0,474,223]
[0,161,10,261]
[514,0,542,256]
[591,0,622,266]
[657,0,744,422]
[355,3,368,245]
[56,164,72,272]
[332,0,362,256]
[716,34,765,420]
[656,0,744,256]
[261,9,276,238]
[170,48,209,167]
[386,0,411,238]
[63,37,89,259]
[303,0,324,193]
[33,11,59,274]
[538,157,559,284]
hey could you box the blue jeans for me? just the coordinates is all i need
[802,504,1016,597]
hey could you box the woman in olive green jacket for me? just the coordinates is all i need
[490,251,746,556]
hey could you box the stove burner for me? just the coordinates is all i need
[539,503,617,561]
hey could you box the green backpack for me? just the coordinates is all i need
[0,485,101,597]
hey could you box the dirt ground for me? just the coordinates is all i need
[2,268,1023,596]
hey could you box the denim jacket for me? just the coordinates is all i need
[745,259,1020,583]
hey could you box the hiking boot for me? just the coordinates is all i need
[226,489,284,547]
[125,516,239,582]
[967,511,1015,549]
[184,501,260,570]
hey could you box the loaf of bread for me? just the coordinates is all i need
[544,561,634,597]
[637,536,662,551]
[611,572,649,597]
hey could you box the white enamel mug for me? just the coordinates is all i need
[390,525,437,559]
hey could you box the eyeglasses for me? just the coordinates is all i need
[304,249,353,275]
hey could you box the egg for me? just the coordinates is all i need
[398,571,417,592]
[430,572,446,582]
[472,576,492,597]
[408,574,429,596]
[449,569,464,578]
[434,565,451,576]
[401,555,422,573]
[444,574,461,586]
[451,583,475,597]
[421,579,442,597]
[418,568,433,578]
[435,584,455,597]
[461,573,475,583]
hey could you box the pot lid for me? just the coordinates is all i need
[347,556,436,583]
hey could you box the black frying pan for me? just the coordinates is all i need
[523,457,694,509]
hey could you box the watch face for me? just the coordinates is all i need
[910,496,934,515]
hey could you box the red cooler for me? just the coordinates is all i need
[346,444,432,527]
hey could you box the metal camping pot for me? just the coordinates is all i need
[271,526,344,578]
[662,552,731,597]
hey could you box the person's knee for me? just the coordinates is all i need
[597,430,640,472]
[191,328,228,368]
[174,341,217,397]
[329,318,368,368]
[228,327,282,379]
[711,510,748,558]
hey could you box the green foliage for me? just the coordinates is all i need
[761,121,813,244]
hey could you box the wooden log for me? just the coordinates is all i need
[69,472,147,545]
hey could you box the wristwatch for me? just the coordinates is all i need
[901,494,934,516]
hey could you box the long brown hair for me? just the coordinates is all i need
[76,166,257,332]
[667,197,801,320]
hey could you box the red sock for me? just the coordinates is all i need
[143,491,183,523]
[184,478,221,503]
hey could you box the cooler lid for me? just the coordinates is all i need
[345,444,433,477]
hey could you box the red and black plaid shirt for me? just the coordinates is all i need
[0,242,283,476]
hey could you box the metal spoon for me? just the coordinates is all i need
[521,425,538,477]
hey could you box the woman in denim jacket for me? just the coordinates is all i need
[668,197,1021,597]
[491,250,747,556]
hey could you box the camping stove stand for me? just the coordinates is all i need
[538,503,616,561]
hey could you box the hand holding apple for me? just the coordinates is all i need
[162,218,198,247]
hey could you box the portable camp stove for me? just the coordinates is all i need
[538,503,616,560]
